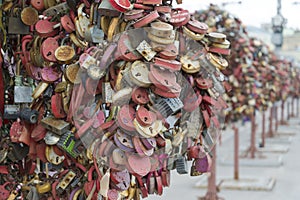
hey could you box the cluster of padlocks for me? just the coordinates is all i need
[194,4,300,122]
[0,0,236,199]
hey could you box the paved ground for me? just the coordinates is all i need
[148,99,300,200]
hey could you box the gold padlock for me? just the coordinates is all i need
[36,182,51,194]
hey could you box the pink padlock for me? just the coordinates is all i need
[35,19,59,38]
[41,65,62,83]
[31,0,45,11]
[41,37,60,62]
[61,15,76,33]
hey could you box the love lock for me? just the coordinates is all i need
[129,61,152,87]
[114,129,135,153]
[21,6,39,26]
[110,169,130,191]
[0,182,14,200]
[60,14,76,33]
[31,0,45,11]
[45,145,65,165]
[127,154,151,177]
[41,36,60,62]
[136,106,156,127]
[54,36,76,64]
[131,87,150,105]
[41,65,62,83]
[35,19,59,38]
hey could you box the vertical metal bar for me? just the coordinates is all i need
[280,100,284,124]
[250,111,256,159]
[291,97,295,117]
[297,97,299,117]
[233,125,239,180]
[287,101,290,120]
[261,111,265,147]
[268,106,274,137]
[275,105,278,132]
[206,145,217,200]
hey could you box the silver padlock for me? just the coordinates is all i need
[98,0,120,17]
[3,105,20,120]
[102,82,115,103]
[176,155,188,174]
[136,40,157,62]
[153,97,184,118]
[43,2,70,16]
[14,76,33,103]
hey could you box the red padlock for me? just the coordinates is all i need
[61,15,76,33]
[169,8,190,27]
[109,0,132,13]
[117,33,142,62]
[131,87,150,105]
[84,166,100,200]
[35,19,59,38]
[10,120,24,143]
[136,106,156,127]
[21,35,34,65]
[31,0,45,11]
[25,62,42,81]
[0,182,14,200]
[41,36,60,62]
[51,93,67,119]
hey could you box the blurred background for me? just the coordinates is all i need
[176,0,300,61]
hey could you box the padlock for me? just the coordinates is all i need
[127,154,151,177]
[55,36,76,64]
[136,40,157,62]
[41,36,60,63]
[175,155,188,174]
[41,117,71,135]
[14,73,33,104]
[19,107,39,124]
[43,2,70,16]
[3,105,20,120]
[57,131,83,158]
[0,182,14,200]
[7,143,29,162]
[20,6,39,26]
[98,0,121,17]
[8,8,30,35]
[153,97,183,118]
[56,170,76,194]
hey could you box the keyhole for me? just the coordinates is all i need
[142,51,147,55]
[144,117,148,121]
[137,94,141,98]
[135,72,141,77]
[122,139,128,143]
[164,79,169,85]
[56,157,59,163]
[188,64,192,68]
[47,51,52,56]
[149,127,153,133]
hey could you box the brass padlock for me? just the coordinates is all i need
[41,117,71,136]
[36,182,51,194]
[8,7,30,34]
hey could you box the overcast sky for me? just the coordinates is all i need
[176,0,300,29]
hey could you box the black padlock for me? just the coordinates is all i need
[7,143,29,162]
[20,108,39,124]
[175,155,188,174]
